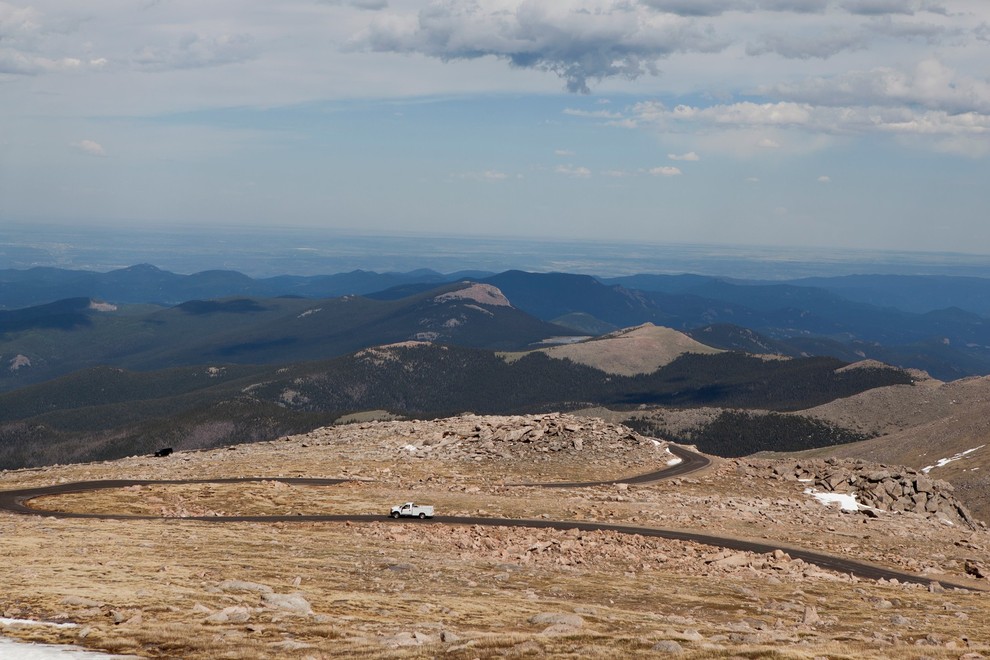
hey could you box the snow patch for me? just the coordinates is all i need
[402,444,418,452]
[0,620,137,660]
[463,304,494,317]
[666,457,683,466]
[0,638,135,658]
[9,354,31,371]
[0,618,76,628]
[922,445,985,473]
[535,336,592,346]
[804,488,860,511]
[298,308,322,318]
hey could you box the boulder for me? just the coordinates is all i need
[261,592,313,615]
[206,606,252,624]
[529,612,585,628]
[651,640,684,654]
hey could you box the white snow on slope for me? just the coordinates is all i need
[1,619,142,658]
[0,618,76,629]
[0,638,136,658]
[804,488,860,511]
[922,445,985,474]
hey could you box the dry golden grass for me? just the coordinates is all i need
[1,421,989,659]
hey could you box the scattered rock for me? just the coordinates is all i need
[60,596,104,608]
[261,592,313,615]
[747,458,977,528]
[380,631,421,647]
[206,606,252,624]
[218,580,273,594]
[529,612,585,628]
[268,640,315,651]
[651,640,684,654]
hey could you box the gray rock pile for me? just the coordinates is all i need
[308,413,668,463]
[756,458,978,528]
[403,413,655,458]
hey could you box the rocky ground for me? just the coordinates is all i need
[1,413,989,658]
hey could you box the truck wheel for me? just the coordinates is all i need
[391,511,400,519]
[419,512,426,519]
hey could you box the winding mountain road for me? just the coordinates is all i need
[0,445,982,592]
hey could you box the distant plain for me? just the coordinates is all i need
[7,221,990,280]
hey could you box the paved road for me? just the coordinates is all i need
[0,445,982,592]
[511,444,710,487]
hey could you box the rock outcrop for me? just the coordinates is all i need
[307,413,670,464]
[755,458,978,528]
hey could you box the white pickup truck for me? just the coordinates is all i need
[389,502,435,519]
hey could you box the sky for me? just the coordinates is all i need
[2,0,990,254]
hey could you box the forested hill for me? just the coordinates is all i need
[0,343,912,470]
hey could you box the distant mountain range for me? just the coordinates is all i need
[4,262,988,524]
[3,264,990,381]
[0,283,569,391]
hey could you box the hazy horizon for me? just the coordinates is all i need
[5,221,990,281]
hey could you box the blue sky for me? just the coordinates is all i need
[2,0,990,253]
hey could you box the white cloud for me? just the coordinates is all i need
[457,169,510,181]
[133,32,258,71]
[72,139,106,156]
[621,96,990,149]
[356,1,729,93]
[668,151,700,160]
[554,149,576,156]
[767,58,990,114]
[839,0,942,15]
[648,165,682,176]
[747,28,871,59]
[563,108,623,119]
[818,174,831,182]
[642,0,832,16]
[758,137,781,148]
[555,164,592,177]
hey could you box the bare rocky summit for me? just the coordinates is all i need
[522,323,724,376]
[312,412,666,460]
[433,283,512,307]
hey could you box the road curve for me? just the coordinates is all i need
[511,444,710,487]
[0,445,982,592]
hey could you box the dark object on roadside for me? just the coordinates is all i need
[153,447,173,457]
